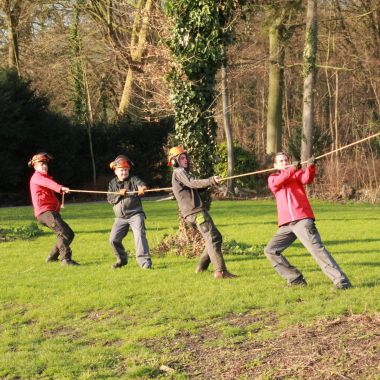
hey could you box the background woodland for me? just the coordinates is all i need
[0,0,379,204]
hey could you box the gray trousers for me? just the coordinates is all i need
[109,213,152,268]
[37,211,74,261]
[186,210,227,273]
[264,218,350,286]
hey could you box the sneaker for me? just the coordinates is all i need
[335,280,352,290]
[46,255,59,263]
[62,259,80,266]
[112,261,127,269]
[289,276,307,287]
[195,265,207,273]
[214,270,238,279]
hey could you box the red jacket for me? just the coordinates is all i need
[30,171,62,217]
[268,165,316,226]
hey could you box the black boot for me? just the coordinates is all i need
[62,259,80,266]
[46,254,59,263]
[112,261,127,269]
[288,276,307,287]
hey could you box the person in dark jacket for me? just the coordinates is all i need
[168,146,237,279]
[264,152,351,289]
[28,152,79,266]
[107,155,152,269]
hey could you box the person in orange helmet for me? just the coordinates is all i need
[107,155,152,269]
[28,152,79,266]
[168,146,237,279]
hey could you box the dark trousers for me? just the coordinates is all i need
[37,211,74,261]
[186,210,227,273]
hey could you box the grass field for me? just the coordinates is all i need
[0,199,379,379]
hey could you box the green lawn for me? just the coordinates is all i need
[0,200,379,379]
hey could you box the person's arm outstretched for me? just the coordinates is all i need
[174,168,219,189]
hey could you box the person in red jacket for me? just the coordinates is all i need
[28,152,79,266]
[264,152,351,289]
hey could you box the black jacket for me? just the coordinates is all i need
[107,176,146,219]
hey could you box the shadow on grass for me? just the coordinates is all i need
[358,280,379,288]
[318,217,380,221]
[323,238,380,245]
[224,256,264,263]
[285,250,379,258]
[350,261,380,267]
[218,221,276,227]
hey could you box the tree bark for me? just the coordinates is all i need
[118,0,152,116]
[266,16,285,154]
[301,0,317,163]
[82,61,97,186]
[1,0,21,74]
[70,0,97,185]
[221,56,234,193]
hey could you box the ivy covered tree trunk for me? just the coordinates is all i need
[165,0,236,177]
[301,0,317,163]
[163,0,237,255]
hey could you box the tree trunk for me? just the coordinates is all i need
[301,0,317,163]
[221,57,234,193]
[82,61,97,186]
[266,17,285,154]
[70,0,97,185]
[118,0,152,116]
[2,0,21,74]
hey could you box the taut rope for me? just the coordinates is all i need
[60,131,380,200]
[220,131,380,182]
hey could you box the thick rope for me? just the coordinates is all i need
[220,131,380,182]
[67,187,173,196]
[61,131,380,197]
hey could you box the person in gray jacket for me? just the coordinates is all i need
[168,146,237,279]
[107,155,152,269]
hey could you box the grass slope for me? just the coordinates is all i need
[0,200,379,379]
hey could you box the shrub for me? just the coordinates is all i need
[0,222,44,242]
[214,142,262,190]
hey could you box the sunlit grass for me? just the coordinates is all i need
[0,200,379,378]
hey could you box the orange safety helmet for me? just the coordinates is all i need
[109,155,133,170]
[168,146,187,167]
[28,152,53,168]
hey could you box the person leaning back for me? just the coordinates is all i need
[264,152,351,289]
[168,146,237,279]
[28,152,79,266]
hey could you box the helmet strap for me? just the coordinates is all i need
[171,158,179,168]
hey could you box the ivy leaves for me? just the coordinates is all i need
[165,0,238,177]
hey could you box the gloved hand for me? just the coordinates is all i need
[292,160,301,170]
[307,155,316,165]
[137,186,146,197]
[119,188,128,196]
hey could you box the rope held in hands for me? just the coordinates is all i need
[60,131,380,207]
[220,131,380,182]
[61,187,173,208]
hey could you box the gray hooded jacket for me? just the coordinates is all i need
[171,167,216,218]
